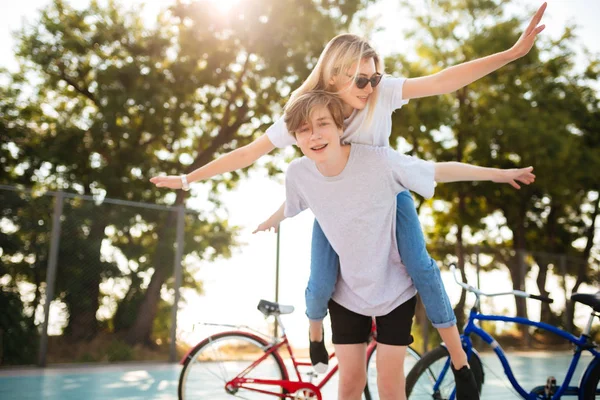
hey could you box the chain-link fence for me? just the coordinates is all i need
[1,184,599,366]
[0,184,192,366]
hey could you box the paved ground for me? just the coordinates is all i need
[0,351,595,399]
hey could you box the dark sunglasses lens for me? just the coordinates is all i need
[371,74,382,88]
[355,77,369,89]
[355,74,382,89]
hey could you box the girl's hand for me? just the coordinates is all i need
[493,167,536,189]
[253,219,279,234]
[509,2,547,60]
[150,175,183,189]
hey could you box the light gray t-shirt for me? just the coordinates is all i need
[284,144,435,316]
[266,76,408,149]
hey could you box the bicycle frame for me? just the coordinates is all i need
[230,332,377,398]
[436,264,600,400]
[460,309,600,400]
[186,318,378,399]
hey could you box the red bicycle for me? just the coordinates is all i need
[178,299,423,399]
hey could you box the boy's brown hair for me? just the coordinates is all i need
[284,91,345,137]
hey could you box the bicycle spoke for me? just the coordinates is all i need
[208,336,229,382]
[179,332,286,400]
[477,359,522,399]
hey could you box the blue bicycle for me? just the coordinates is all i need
[406,263,600,399]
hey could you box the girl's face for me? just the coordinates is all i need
[331,57,377,115]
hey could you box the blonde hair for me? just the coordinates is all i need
[285,34,384,123]
[284,91,345,137]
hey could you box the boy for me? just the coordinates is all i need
[256,90,534,400]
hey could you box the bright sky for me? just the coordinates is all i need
[1,0,599,350]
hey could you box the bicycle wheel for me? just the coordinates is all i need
[178,331,288,400]
[363,344,422,400]
[405,345,484,399]
[581,359,600,399]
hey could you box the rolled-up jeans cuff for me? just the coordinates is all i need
[306,309,327,321]
[431,319,457,329]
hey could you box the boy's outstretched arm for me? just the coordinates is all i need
[434,163,535,189]
[150,134,276,189]
[253,201,287,234]
[403,3,547,100]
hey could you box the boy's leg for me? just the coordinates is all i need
[306,219,339,371]
[394,191,467,366]
[329,300,371,400]
[335,344,367,400]
[375,343,407,400]
[374,295,416,400]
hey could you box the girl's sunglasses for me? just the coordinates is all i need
[353,73,382,89]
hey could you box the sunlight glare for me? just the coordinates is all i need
[208,0,243,13]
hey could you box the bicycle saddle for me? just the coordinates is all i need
[257,299,295,316]
[571,292,600,313]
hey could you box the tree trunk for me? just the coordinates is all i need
[534,260,552,323]
[124,261,168,345]
[65,218,106,341]
[453,87,468,329]
[454,221,467,329]
[566,191,599,331]
[125,196,181,345]
[511,248,529,345]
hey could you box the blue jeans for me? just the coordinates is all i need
[305,190,456,328]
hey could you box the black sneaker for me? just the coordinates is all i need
[309,332,329,374]
[451,364,479,400]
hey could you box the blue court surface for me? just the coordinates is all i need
[0,352,595,399]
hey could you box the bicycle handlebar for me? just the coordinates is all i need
[449,263,553,304]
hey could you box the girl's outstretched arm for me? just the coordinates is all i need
[435,163,535,189]
[402,2,547,100]
[150,134,276,189]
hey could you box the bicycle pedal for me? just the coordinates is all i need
[306,371,319,381]
[545,376,557,396]
[294,389,318,399]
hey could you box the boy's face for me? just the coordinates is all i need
[295,105,343,162]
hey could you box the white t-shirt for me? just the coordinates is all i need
[284,144,435,316]
[266,76,409,148]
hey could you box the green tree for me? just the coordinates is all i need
[390,0,599,337]
[2,0,375,349]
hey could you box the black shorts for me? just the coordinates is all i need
[328,296,416,346]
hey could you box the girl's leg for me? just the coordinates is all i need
[394,191,468,368]
[376,343,407,400]
[306,219,339,370]
[306,219,339,324]
[335,343,367,400]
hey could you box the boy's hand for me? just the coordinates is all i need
[509,2,546,60]
[253,219,279,234]
[150,175,183,189]
[493,166,536,189]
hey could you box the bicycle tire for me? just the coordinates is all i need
[581,358,600,399]
[178,331,288,400]
[405,345,484,399]
[363,344,422,400]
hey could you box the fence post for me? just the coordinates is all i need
[38,191,64,367]
[560,255,570,330]
[274,225,281,338]
[169,205,185,363]
[475,245,481,289]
